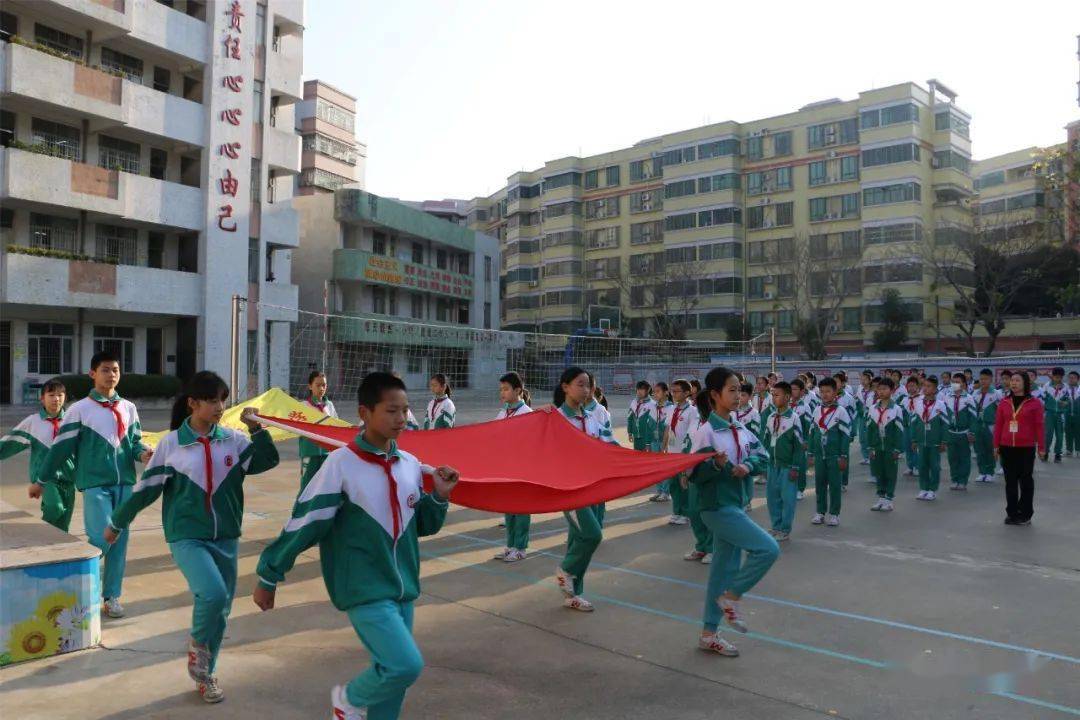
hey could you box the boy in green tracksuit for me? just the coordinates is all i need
[1066,371,1080,457]
[944,373,977,491]
[106,372,278,704]
[789,379,813,500]
[809,378,850,527]
[628,381,656,452]
[254,372,459,720]
[970,369,1001,482]
[734,383,762,505]
[867,378,904,512]
[833,372,858,489]
[762,382,803,541]
[911,377,947,501]
[1,379,76,531]
[36,351,152,619]
[1040,367,1069,463]
[900,376,922,477]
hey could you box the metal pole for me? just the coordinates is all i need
[322,280,329,373]
[230,294,240,405]
[770,325,777,375]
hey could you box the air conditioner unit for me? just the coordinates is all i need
[761,128,769,135]
[765,275,775,283]
[528,281,539,288]
[764,291,775,300]
[763,198,772,205]
[828,150,838,158]
[829,177,839,183]
[763,220,774,228]
[931,158,941,169]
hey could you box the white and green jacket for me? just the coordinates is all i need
[761,407,804,469]
[424,396,455,430]
[298,397,338,460]
[495,401,532,420]
[971,387,1002,427]
[0,409,73,483]
[688,412,770,509]
[256,434,449,610]
[734,404,761,442]
[110,419,279,542]
[37,391,148,491]
[560,403,619,445]
[627,397,657,449]
[666,400,698,453]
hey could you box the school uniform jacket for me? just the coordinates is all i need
[970,387,1002,428]
[857,388,876,420]
[1040,384,1071,418]
[627,397,657,447]
[405,409,420,431]
[424,396,456,430]
[256,435,449,610]
[810,402,852,459]
[688,412,769,510]
[944,392,977,438]
[560,403,619,445]
[110,420,279,542]
[666,401,698,453]
[734,405,761,443]
[1066,385,1080,418]
[761,407,804,470]
[298,397,338,461]
[751,392,771,416]
[37,391,147,491]
[495,401,532,420]
[865,401,905,455]
[653,401,673,450]
[910,396,948,447]
[0,409,74,484]
[837,389,859,439]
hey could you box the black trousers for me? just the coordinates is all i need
[1000,446,1035,521]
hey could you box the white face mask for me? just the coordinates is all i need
[952,382,963,393]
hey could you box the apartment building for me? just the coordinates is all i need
[294,78,365,195]
[0,0,304,403]
[293,188,501,393]
[467,81,991,352]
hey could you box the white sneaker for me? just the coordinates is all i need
[555,568,575,597]
[563,596,594,612]
[669,515,689,525]
[867,476,878,483]
[841,485,848,493]
[187,639,211,683]
[811,513,825,525]
[796,491,805,500]
[493,547,510,560]
[497,519,507,527]
[926,491,937,501]
[197,677,224,704]
[648,493,663,502]
[880,499,894,512]
[718,597,748,633]
[659,492,671,502]
[871,498,885,511]
[503,549,526,563]
[103,598,125,619]
[860,459,871,465]
[332,684,367,720]
[684,550,707,561]
[754,477,766,485]
[916,490,928,500]
[701,553,713,564]
[774,531,790,542]
[826,514,840,527]
[698,632,739,657]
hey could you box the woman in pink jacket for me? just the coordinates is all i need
[993,371,1045,525]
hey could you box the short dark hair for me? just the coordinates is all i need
[358,372,406,409]
[1069,371,1079,379]
[430,373,452,396]
[772,381,791,395]
[1000,369,1013,377]
[739,382,753,395]
[834,371,847,382]
[41,379,66,395]
[953,372,966,381]
[862,370,874,379]
[819,377,837,391]
[673,379,692,393]
[90,351,120,370]
[906,376,919,385]
[925,375,939,387]
[879,377,896,390]
[871,376,883,385]
[790,378,806,391]
[636,380,652,392]
[1052,367,1065,377]
[308,369,326,385]
[980,368,993,377]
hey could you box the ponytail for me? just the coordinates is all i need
[499,371,531,406]
[431,373,452,397]
[554,366,588,407]
[170,371,230,430]
[696,366,736,421]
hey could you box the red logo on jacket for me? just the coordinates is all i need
[406,493,419,508]
[224,455,234,467]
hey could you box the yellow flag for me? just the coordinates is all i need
[141,387,351,449]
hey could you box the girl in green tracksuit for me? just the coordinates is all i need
[689,366,777,658]
[867,378,904,512]
[298,370,339,491]
[423,373,456,430]
[255,372,459,720]
[0,379,75,531]
[493,371,532,562]
[107,371,279,704]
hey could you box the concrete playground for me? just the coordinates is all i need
[1,405,1078,719]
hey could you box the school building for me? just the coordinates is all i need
[293,188,504,394]
[293,78,366,196]
[467,80,1080,354]
[0,0,305,403]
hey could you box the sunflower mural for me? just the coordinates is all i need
[6,617,62,664]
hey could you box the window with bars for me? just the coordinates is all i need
[585,196,619,220]
[34,23,84,59]
[31,118,80,160]
[586,226,620,249]
[93,326,135,372]
[28,323,75,374]
[98,135,141,174]
[630,220,663,244]
[862,143,920,168]
[100,47,144,82]
[299,168,352,191]
[29,213,78,253]
[863,182,921,206]
[95,224,138,265]
[315,98,355,133]
[699,241,742,260]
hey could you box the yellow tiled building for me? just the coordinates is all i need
[467,80,998,352]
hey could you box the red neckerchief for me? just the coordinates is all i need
[908,396,917,411]
[671,404,684,431]
[977,390,988,411]
[634,399,644,416]
[922,397,935,423]
[196,436,214,516]
[46,416,62,438]
[877,404,889,429]
[772,412,782,435]
[954,395,960,416]
[729,424,743,464]
[429,397,444,424]
[817,405,838,431]
[96,398,125,441]
[308,397,326,413]
[504,404,521,418]
[736,407,751,423]
[348,441,403,539]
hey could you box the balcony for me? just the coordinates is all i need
[272,0,305,29]
[2,43,206,147]
[262,201,300,248]
[333,249,476,301]
[32,0,132,39]
[129,0,208,64]
[1,250,201,315]
[267,44,302,104]
[266,126,301,174]
[1,148,203,231]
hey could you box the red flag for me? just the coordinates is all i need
[256,408,711,514]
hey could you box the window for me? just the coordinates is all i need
[95,224,138,265]
[746,206,763,230]
[31,118,80,161]
[748,276,765,299]
[315,98,355,133]
[746,136,763,161]
[935,111,969,139]
[629,158,662,182]
[864,262,922,284]
[98,135,141,174]
[544,290,583,307]
[505,294,542,310]
[93,326,135,372]
[863,182,921,206]
[629,190,661,213]
[807,118,859,149]
[147,232,164,268]
[861,103,918,129]
[149,148,167,180]
[250,160,261,202]
[698,173,739,193]
[27,323,74,374]
[775,202,793,226]
[372,286,386,314]
[748,237,794,264]
[840,155,859,181]
[0,110,13,147]
[629,251,663,274]
[542,260,582,277]
[299,168,352,191]
[585,196,619,220]
[933,150,970,174]
[862,143,920,168]
[269,96,280,127]
[1006,193,1045,211]
[662,146,696,166]
[606,165,620,186]
[435,298,449,322]
[247,330,258,375]
[543,172,581,191]
[697,206,742,228]
[630,220,663,244]
[664,246,696,265]
[252,79,264,121]
[484,255,492,282]
[777,274,794,298]
[100,47,144,83]
[0,11,17,42]
[586,226,620,249]
[842,308,861,332]
[542,230,582,249]
[864,223,923,245]
[255,2,267,46]
[698,138,739,158]
[145,327,163,374]
[699,241,742,261]
[584,169,599,190]
[543,201,581,219]
[586,257,620,279]
[302,133,358,165]
[248,238,259,282]
[372,232,387,256]
[773,131,792,157]
[809,161,827,187]
[484,302,491,329]
[436,249,447,269]
[665,179,696,199]
[410,293,425,319]
[29,213,78,252]
[34,23,84,60]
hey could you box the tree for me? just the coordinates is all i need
[871,289,909,351]
[609,251,713,341]
[722,313,749,342]
[757,234,865,360]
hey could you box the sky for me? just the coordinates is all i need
[302,0,1080,201]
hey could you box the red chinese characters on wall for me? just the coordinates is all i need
[215,1,246,233]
